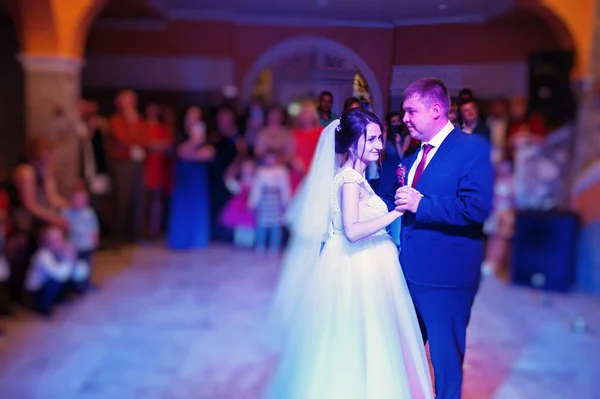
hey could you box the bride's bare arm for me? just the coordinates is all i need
[341,182,402,243]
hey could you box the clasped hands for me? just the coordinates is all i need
[394,186,423,214]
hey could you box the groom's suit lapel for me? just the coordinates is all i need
[415,128,461,191]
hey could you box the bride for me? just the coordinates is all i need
[264,108,434,398]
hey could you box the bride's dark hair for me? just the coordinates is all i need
[335,108,383,161]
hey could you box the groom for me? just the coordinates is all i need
[383,78,494,399]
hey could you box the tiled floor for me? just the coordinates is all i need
[0,243,597,399]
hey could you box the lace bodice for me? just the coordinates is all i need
[330,167,389,238]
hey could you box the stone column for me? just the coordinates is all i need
[17,54,83,197]
[570,1,600,292]
[572,0,600,177]
[571,76,600,293]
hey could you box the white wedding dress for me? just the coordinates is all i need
[264,167,434,399]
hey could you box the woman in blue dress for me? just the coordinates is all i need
[167,106,214,249]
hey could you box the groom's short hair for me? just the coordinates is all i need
[403,78,450,116]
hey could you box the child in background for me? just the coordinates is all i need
[249,151,291,254]
[483,160,516,277]
[62,184,99,290]
[219,157,256,248]
[24,225,89,316]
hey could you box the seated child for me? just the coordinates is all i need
[24,225,89,316]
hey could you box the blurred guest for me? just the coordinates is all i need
[290,101,322,191]
[457,88,475,126]
[183,105,206,139]
[24,226,88,317]
[254,105,294,164]
[507,95,546,161]
[458,88,475,105]
[379,112,411,245]
[343,96,362,111]
[220,157,256,248]
[76,99,110,193]
[317,91,338,127]
[143,102,173,240]
[162,105,179,138]
[483,160,515,276]
[249,151,291,254]
[381,112,411,167]
[244,97,266,150]
[161,104,181,234]
[109,90,147,245]
[76,99,111,242]
[487,98,510,165]
[161,105,179,203]
[5,138,69,303]
[448,102,460,127]
[208,106,247,242]
[460,98,490,140]
[167,106,215,250]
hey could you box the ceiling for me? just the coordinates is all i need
[99,0,165,19]
[98,0,518,25]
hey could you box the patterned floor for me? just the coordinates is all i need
[0,243,597,398]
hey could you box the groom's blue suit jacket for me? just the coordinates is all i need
[382,128,494,289]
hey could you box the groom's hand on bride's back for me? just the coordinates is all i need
[394,186,422,214]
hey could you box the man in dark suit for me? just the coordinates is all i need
[382,78,494,399]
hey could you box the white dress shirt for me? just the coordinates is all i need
[25,249,73,291]
[25,248,90,291]
[407,121,455,187]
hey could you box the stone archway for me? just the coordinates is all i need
[241,36,384,119]
[515,0,587,76]
[4,0,108,195]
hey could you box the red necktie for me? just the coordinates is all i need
[411,144,433,188]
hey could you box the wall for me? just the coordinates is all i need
[85,21,394,108]
[392,9,564,65]
[86,20,237,57]
[82,54,234,92]
[84,8,567,113]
